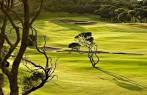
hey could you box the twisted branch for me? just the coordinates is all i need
[22,26,56,95]
[75,32,100,67]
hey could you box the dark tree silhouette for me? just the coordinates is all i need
[74,32,100,68]
[0,0,56,95]
[68,42,81,51]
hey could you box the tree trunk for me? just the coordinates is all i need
[0,17,7,54]
[10,0,30,95]
[0,33,4,53]
[1,0,44,94]
[0,87,4,95]
[9,74,19,95]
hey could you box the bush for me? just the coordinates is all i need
[96,5,116,19]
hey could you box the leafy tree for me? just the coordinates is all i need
[68,42,81,51]
[31,0,147,22]
[135,7,147,22]
[113,8,126,22]
[95,5,116,21]
[117,11,131,22]
[114,8,126,15]
[44,0,101,13]
[74,32,100,68]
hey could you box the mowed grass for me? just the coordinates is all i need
[3,12,147,95]
[27,13,147,95]
[35,12,147,53]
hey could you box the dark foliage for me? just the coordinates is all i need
[69,32,100,67]
[42,0,147,23]
[68,42,81,51]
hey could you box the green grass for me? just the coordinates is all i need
[31,53,147,95]
[3,12,147,95]
[35,13,147,53]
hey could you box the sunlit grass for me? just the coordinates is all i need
[2,12,147,95]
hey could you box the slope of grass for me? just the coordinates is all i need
[3,12,147,95]
[30,53,147,95]
[35,13,147,53]
[24,12,147,95]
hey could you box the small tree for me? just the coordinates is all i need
[74,32,99,68]
[68,42,81,51]
[0,0,56,95]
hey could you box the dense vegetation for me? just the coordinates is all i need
[42,0,147,22]
[1,0,147,23]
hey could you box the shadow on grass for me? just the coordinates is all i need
[95,67,147,91]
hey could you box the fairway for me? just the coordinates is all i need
[1,1,147,95]
[23,13,147,95]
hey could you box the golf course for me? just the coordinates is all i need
[1,0,147,95]
[12,12,147,95]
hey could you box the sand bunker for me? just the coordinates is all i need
[57,19,97,25]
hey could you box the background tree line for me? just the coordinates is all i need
[1,0,147,23]
[42,0,147,23]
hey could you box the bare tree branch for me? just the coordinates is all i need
[29,0,43,25]
[0,0,55,95]
[21,25,57,95]
[74,32,100,68]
